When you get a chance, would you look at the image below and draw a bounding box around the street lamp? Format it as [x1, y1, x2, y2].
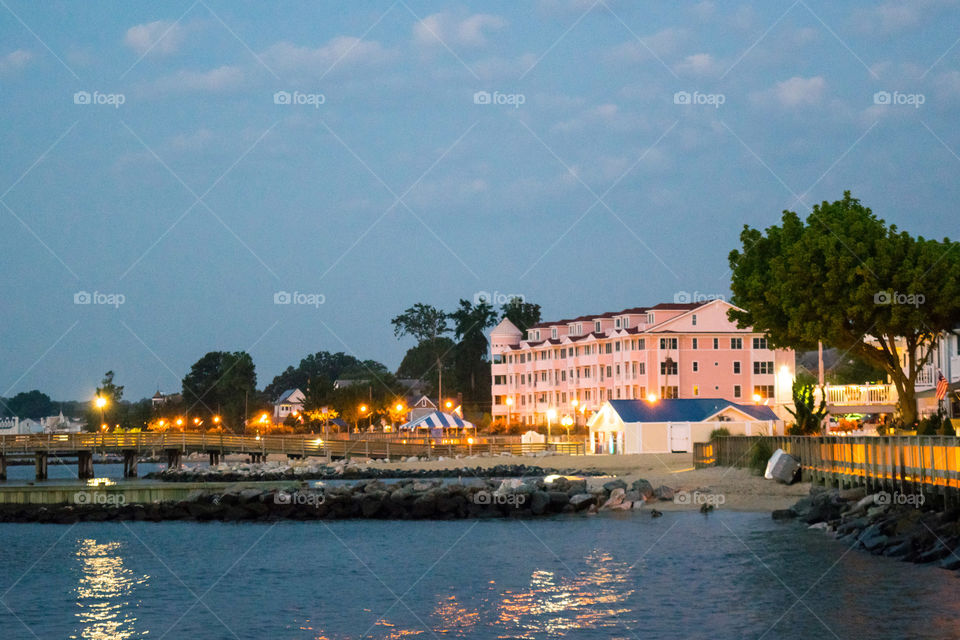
[546, 408, 557, 442]
[94, 395, 107, 429]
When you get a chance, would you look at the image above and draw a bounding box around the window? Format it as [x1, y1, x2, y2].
[660, 361, 678, 375]
[733, 385, 741, 398]
[713, 338, 719, 349]
[692, 338, 698, 349]
[692, 361, 699, 372]
[731, 338, 743, 349]
[754, 385, 775, 399]
[659, 337, 678, 349]
[753, 361, 774, 375]
[733, 361, 741, 374]
[692, 314, 697, 326]
[660, 386, 678, 399]
[752, 337, 768, 350]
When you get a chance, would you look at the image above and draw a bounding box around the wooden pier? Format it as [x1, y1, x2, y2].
[0, 433, 585, 481]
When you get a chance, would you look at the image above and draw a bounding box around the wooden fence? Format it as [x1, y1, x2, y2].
[695, 435, 960, 501]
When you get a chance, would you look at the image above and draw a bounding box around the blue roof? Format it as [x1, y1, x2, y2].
[607, 398, 778, 423]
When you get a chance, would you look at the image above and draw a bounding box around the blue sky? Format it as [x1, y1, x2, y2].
[2, 1, 959, 401]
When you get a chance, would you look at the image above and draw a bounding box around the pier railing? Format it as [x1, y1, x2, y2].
[0, 432, 583, 460]
[695, 435, 960, 499]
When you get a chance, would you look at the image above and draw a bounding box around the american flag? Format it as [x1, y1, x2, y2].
[936, 371, 948, 401]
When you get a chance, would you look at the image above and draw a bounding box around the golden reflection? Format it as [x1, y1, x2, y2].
[72, 539, 148, 640]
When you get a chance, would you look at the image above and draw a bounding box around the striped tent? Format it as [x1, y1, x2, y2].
[398, 410, 475, 431]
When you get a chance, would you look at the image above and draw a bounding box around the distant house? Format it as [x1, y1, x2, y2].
[273, 388, 306, 421]
[408, 395, 437, 421]
[588, 398, 782, 454]
[151, 391, 182, 409]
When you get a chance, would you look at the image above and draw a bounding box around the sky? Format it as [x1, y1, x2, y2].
[2, 1, 959, 402]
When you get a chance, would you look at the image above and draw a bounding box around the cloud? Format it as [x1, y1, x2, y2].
[0, 49, 32, 74]
[606, 28, 687, 63]
[264, 37, 390, 71]
[152, 65, 245, 92]
[414, 12, 507, 48]
[673, 53, 721, 76]
[124, 20, 186, 56]
[752, 76, 827, 108]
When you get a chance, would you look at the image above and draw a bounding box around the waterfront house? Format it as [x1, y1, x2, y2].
[490, 299, 796, 426]
[587, 398, 781, 454]
[273, 388, 306, 421]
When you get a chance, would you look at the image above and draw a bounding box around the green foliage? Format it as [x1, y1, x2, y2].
[728, 191, 960, 425]
[747, 436, 774, 475]
[501, 298, 541, 333]
[3, 390, 54, 419]
[785, 380, 828, 435]
[709, 427, 730, 440]
[181, 351, 257, 431]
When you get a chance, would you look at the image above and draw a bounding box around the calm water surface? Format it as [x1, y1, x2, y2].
[1, 512, 958, 639]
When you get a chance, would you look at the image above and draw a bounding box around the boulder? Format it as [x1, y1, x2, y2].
[569, 494, 594, 511]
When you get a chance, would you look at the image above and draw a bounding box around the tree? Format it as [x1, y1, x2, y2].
[5, 390, 54, 419]
[392, 303, 452, 401]
[501, 298, 541, 333]
[182, 351, 257, 431]
[785, 381, 828, 435]
[728, 192, 960, 425]
[449, 299, 499, 411]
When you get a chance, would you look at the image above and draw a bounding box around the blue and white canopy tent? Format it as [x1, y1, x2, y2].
[398, 410, 475, 432]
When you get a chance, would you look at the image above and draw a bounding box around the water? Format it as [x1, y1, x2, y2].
[0, 513, 957, 639]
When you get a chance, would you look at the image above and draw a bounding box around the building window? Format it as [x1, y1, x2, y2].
[660, 386, 678, 399]
[692, 338, 698, 349]
[659, 337, 678, 349]
[713, 338, 719, 349]
[692, 361, 699, 372]
[753, 361, 774, 375]
[753, 385, 775, 399]
[660, 361, 678, 375]
[734, 385, 741, 398]
[752, 337, 768, 350]
[731, 337, 743, 350]
[692, 314, 697, 326]
[733, 361, 741, 374]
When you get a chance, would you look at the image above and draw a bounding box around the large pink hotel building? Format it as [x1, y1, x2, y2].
[489, 299, 796, 425]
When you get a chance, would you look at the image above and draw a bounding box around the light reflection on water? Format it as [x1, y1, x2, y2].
[71, 539, 148, 640]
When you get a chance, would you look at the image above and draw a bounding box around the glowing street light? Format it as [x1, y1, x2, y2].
[546, 408, 557, 442]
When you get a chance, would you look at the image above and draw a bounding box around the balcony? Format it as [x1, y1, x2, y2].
[814, 384, 897, 408]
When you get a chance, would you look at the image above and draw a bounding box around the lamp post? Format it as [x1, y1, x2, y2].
[546, 408, 557, 442]
[94, 395, 107, 430]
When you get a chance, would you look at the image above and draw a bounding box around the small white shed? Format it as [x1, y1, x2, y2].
[587, 398, 782, 454]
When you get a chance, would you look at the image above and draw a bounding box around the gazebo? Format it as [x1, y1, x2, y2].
[398, 410, 475, 434]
